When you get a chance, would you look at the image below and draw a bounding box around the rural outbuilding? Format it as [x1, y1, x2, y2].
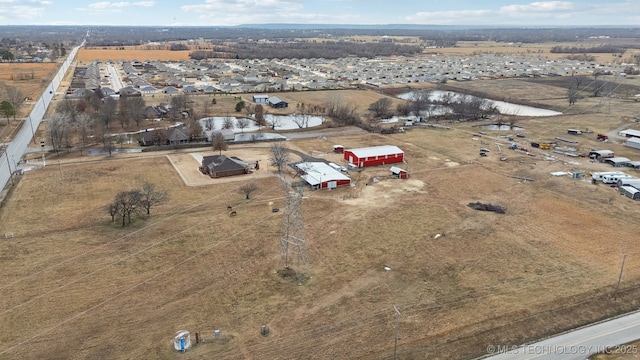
[267, 96, 288, 109]
[626, 137, 640, 150]
[333, 145, 344, 153]
[344, 145, 404, 168]
[619, 129, 640, 138]
[295, 162, 351, 190]
[588, 150, 614, 161]
[390, 166, 409, 179]
[200, 155, 248, 178]
[253, 94, 269, 103]
[604, 157, 631, 167]
[620, 185, 640, 200]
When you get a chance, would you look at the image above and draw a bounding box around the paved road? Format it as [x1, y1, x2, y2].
[0, 41, 84, 191]
[482, 311, 640, 360]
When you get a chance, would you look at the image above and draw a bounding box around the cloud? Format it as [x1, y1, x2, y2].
[181, 0, 305, 24]
[88, 1, 155, 10]
[404, 1, 640, 25]
[0, 0, 49, 20]
[181, 0, 358, 26]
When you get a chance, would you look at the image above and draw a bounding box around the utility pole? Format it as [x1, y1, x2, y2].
[4, 148, 14, 186]
[615, 254, 627, 301]
[393, 305, 401, 360]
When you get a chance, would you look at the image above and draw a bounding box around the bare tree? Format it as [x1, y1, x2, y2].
[188, 118, 203, 139]
[3, 85, 23, 121]
[254, 105, 266, 129]
[99, 97, 117, 129]
[120, 96, 146, 127]
[139, 182, 168, 215]
[212, 131, 228, 155]
[236, 118, 249, 132]
[222, 116, 235, 130]
[270, 143, 289, 174]
[112, 189, 143, 227]
[269, 115, 283, 130]
[46, 114, 68, 155]
[203, 117, 215, 131]
[368, 97, 392, 118]
[75, 113, 93, 156]
[568, 87, 580, 105]
[238, 182, 259, 199]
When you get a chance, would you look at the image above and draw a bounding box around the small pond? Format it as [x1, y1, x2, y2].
[478, 124, 525, 131]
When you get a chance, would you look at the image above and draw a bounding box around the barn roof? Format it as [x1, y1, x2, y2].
[347, 145, 403, 158]
[295, 162, 350, 186]
[390, 166, 407, 174]
[605, 157, 631, 164]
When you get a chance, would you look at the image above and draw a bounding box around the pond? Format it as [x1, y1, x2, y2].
[199, 114, 325, 132]
[398, 90, 562, 117]
[478, 124, 525, 131]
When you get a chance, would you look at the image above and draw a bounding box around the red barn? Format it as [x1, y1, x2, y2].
[344, 145, 404, 168]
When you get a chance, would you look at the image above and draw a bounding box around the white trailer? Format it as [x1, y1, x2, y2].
[602, 173, 634, 184]
[592, 171, 627, 182]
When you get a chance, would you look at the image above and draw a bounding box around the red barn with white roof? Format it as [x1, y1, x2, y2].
[344, 145, 404, 168]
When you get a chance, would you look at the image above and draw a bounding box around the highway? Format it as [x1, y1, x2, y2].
[482, 310, 640, 360]
[0, 41, 84, 191]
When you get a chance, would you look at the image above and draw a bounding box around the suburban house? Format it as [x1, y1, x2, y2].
[390, 166, 409, 179]
[140, 86, 158, 94]
[295, 162, 351, 190]
[144, 105, 170, 119]
[200, 155, 248, 178]
[253, 94, 269, 103]
[267, 96, 288, 108]
[162, 86, 180, 94]
[166, 128, 190, 145]
[344, 145, 404, 168]
[119, 86, 141, 97]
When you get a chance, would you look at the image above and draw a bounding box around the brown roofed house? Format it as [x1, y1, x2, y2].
[200, 155, 248, 178]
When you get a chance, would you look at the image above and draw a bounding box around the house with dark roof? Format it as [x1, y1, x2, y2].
[200, 155, 248, 178]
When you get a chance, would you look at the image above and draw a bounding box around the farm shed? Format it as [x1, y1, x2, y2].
[344, 145, 404, 168]
[390, 166, 409, 179]
[200, 155, 248, 178]
[267, 96, 288, 109]
[626, 137, 640, 150]
[295, 162, 351, 190]
[253, 94, 269, 103]
[333, 145, 344, 153]
[619, 129, 640, 138]
[604, 157, 631, 167]
[589, 150, 614, 161]
[620, 185, 640, 200]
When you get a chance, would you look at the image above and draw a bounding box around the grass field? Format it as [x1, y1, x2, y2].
[4, 75, 640, 359]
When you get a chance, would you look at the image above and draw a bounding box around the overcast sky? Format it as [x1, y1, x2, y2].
[1, 0, 639, 27]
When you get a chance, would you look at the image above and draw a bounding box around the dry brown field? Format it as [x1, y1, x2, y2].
[4, 76, 640, 359]
[77, 47, 192, 63]
[4, 41, 640, 359]
[0, 63, 58, 115]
